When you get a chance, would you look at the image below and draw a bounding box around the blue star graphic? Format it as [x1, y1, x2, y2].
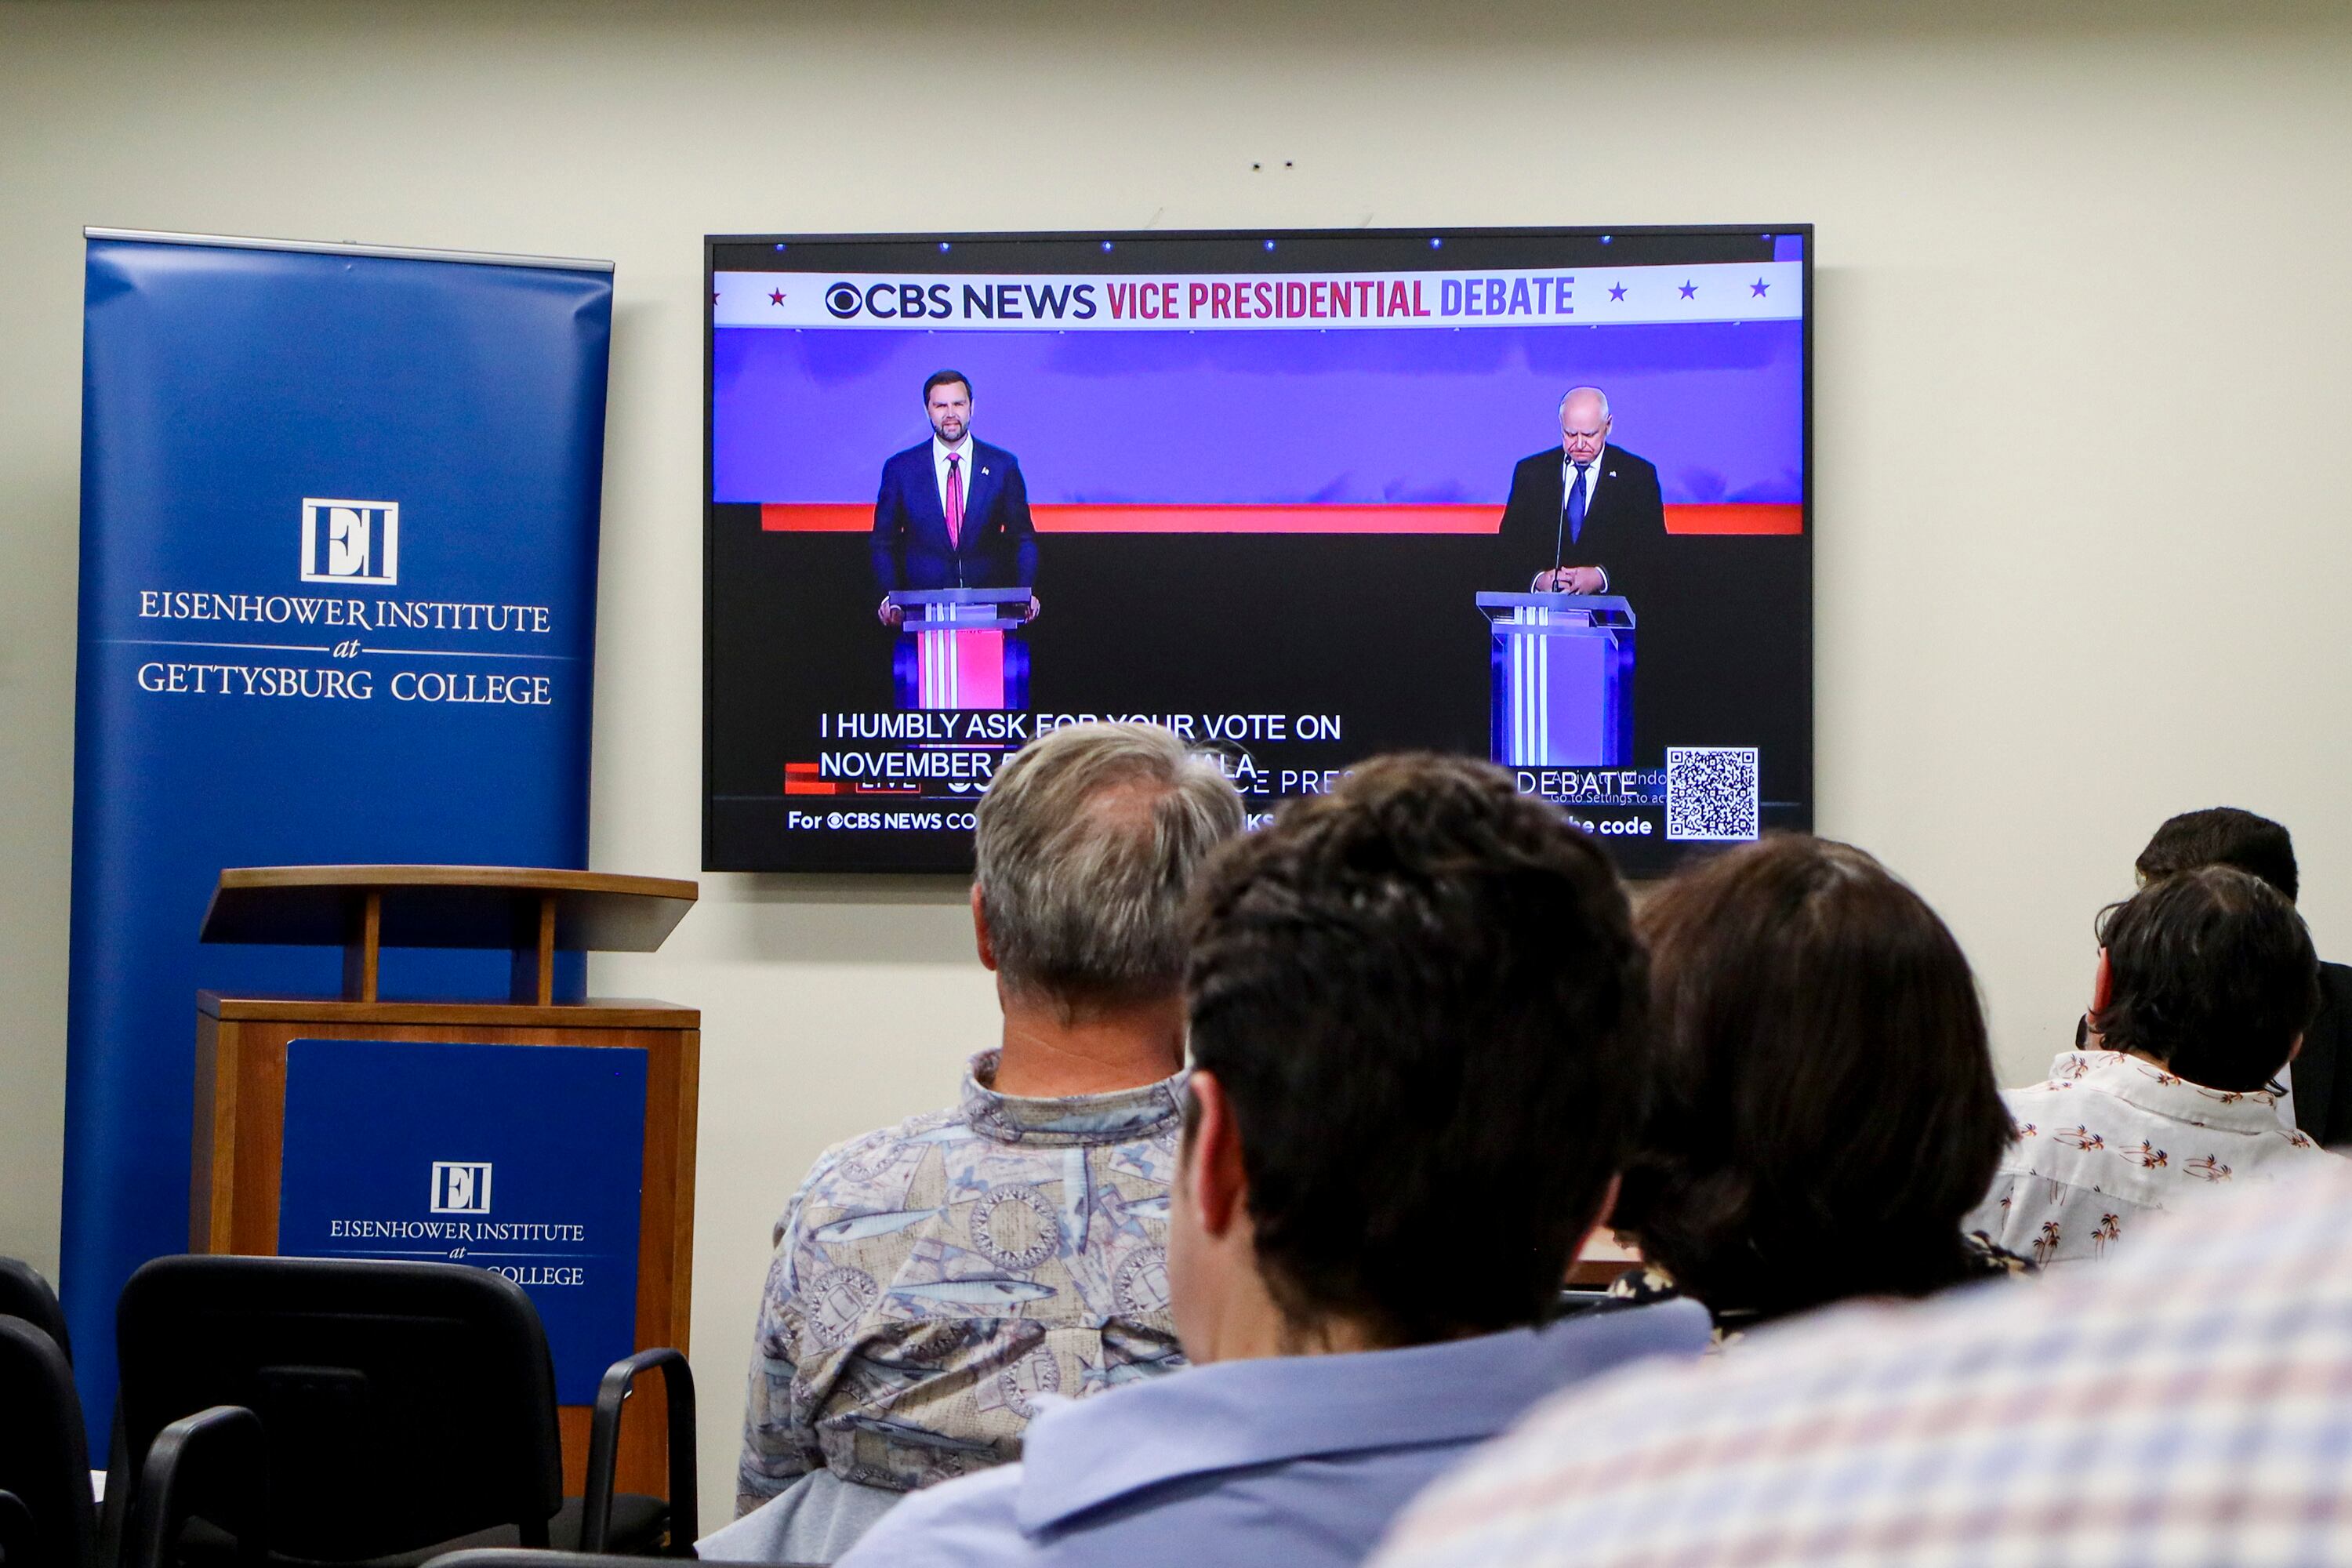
[1677, 280, 1697, 299]
[1608, 283, 1627, 302]
[1750, 278, 1770, 297]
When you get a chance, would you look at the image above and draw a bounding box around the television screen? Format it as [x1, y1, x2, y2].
[705, 226, 1810, 874]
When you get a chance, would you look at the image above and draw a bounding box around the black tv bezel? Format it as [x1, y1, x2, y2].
[702, 223, 1815, 876]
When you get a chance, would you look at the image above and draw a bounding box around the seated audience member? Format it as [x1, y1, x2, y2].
[1969, 865, 2333, 1268]
[833, 755, 1711, 1568]
[1607, 836, 2026, 1339]
[706, 722, 1243, 1563]
[2125, 806, 2352, 1143]
[1370, 1159, 2352, 1568]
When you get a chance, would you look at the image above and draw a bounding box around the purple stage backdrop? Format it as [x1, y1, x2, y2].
[714, 321, 1802, 509]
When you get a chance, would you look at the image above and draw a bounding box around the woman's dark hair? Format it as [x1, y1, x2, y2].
[1185, 753, 1647, 1348]
[2093, 866, 2318, 1091]
[1613, 834, 2009, 1321]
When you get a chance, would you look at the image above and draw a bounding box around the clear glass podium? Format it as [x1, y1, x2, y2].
[1477, 593, 1636, 768]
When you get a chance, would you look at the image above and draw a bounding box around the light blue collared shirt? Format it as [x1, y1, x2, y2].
[832, 1299, 1710, 1568]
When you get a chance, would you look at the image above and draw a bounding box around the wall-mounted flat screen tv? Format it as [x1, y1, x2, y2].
[706, 225, 1811, 874]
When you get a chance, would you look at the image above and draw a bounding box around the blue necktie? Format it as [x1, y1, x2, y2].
[1565, 462, 1591, 545]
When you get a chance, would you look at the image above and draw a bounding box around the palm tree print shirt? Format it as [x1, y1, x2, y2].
[1965, 1050, 2339, 1268]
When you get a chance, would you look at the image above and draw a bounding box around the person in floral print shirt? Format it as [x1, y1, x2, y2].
[711, 722, 1243, 1563]
[1969, 865, 2338, 1266]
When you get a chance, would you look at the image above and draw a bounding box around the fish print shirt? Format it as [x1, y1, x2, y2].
[736, 1051, 1186, 1512]
[1965, 1049, 2339, 1268]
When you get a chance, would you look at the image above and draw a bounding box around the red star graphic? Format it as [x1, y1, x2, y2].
[768, 289, 786, 306]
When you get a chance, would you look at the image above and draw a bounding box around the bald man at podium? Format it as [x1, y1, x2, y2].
[1494, 386, 1667, 600]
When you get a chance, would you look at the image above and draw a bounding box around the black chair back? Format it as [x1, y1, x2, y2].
[0, 1315, 97, 1568]
[116, 1257, 562, 1562]
[0, 1261, 71, 1363]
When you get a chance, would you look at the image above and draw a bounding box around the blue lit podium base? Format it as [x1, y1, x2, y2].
[1478, 593, 1635, 768]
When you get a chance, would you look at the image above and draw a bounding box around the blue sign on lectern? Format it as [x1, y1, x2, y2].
[279, 1039, 647, 1403]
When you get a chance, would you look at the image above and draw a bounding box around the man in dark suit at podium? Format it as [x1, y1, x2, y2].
[1494, 387, 1668, 598]
[872, 369, 1040, 628]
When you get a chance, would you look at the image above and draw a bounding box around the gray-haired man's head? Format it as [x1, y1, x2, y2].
[975, 722, 1245, 1010]
[1558, 387, 1612, 465]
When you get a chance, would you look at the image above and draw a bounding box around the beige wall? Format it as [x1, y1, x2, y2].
[3, 0, 2349, 1532]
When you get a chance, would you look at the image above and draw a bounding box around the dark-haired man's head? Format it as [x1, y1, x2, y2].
[2135, 808, 2299, 903]
[923, 369, 972, 444]
[2092, 865, 2319, 1092]
[1170, 753, 1646, 1360]
[1613, 835, 2010, 1320]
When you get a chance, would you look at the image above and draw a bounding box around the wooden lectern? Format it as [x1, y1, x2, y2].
[191, 866, 699, 1499]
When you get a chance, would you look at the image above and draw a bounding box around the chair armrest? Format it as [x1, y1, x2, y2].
[123, 1405, 268, 1568]
[0, 1489, 35, 1567]
[580, 1348, 696, 1555]
[95, 1395, 130, 1568]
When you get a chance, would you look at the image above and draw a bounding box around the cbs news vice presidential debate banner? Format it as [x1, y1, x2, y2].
[706, 227, 1812, 879]
[66, 230, 613, 1429]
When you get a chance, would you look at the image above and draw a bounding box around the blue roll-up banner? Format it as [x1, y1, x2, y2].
[66, 230, 614, 1440]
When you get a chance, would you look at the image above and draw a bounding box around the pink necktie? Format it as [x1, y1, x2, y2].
[945, 454, 964, 549]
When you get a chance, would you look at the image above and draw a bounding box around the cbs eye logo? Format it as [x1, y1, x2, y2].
[824, 281, 955, 320]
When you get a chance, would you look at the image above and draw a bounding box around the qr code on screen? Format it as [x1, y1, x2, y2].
[1665, 748, 1759, 841]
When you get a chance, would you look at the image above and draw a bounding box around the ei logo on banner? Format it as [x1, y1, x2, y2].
[430, 1160, 493, 1214]
[300, 498, 400, 586]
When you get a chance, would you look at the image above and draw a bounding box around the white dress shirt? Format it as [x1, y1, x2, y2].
[1560, 446, 1604, 526]
[932, 435, 975, 526]
[1533, 445, 1609, 592]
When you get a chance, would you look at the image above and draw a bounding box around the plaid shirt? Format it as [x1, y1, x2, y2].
[1372, 1156, 2352, 1568]
[736, 1052, 1185, 1512]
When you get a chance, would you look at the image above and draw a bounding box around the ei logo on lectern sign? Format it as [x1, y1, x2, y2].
[430, 1160, 493, 1214]
[300, 497, 400, 586]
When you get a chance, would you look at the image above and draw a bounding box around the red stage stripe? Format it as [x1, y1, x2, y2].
[758, 502, 1801, 536]
[1664, 503, 1804, 535]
